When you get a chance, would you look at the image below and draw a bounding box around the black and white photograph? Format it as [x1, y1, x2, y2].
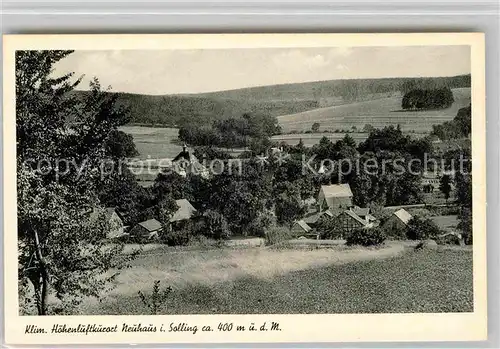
[3, 34, 487, 344]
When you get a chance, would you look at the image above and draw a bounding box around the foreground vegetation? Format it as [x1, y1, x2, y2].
[87, 247, 473, 315]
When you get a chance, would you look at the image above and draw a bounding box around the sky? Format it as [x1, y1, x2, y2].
[53, 46, 471, 95]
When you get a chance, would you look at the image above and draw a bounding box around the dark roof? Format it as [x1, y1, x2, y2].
[303, 212, 322, 224]
[342, 210, 368, 226]
[303, 210, 334, 224]
[293, 220, 312, 233]
[173, 150, 191, 162]
[137, 219, 162, 232]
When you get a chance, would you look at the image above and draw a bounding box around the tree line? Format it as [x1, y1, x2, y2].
[401, 87, 454, 110]
[431, 104, 471, 140]
[178, 112, 281, 151]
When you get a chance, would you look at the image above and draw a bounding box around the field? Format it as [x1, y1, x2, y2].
[120, 126, 248, 160]
[119, 126, 182, 159]
[278, 88, 471, 133]
[81, 243, 473, 315]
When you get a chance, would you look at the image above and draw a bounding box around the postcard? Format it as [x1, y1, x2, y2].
[2, 33, 486, 345]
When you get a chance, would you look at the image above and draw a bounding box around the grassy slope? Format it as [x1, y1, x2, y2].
[74, 75, 470, 127]
[87, 247, 472, 315]
[278, 88, 471, 133]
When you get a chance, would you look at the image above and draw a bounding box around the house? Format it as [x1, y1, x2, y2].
[382, 208, 413, 236]
[291, 220, 315, 238]
[335, 210, 371, 237]
[317, 184, 353, 212]
[169, 199, 198, 231]
[421, 170, 456, 193]
[172, 144, 209, 179]
[302, 209, 335, 228]
[90, 207, 126, 239]
[104, 207, 126, 239]
[129, 218, 163, 240]
[351, 207, 377, 224]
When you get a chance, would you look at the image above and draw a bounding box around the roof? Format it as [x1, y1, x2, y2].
[138, 219, 163, 232]
[342, 210, 368, 226]
[317, 184, 354, 210]
[352, 207, 370, 217]
[170, 199, 197, 222]
[303, 210, 334, 224]
[303, 212, 322, 224]
[319, 184, 353, 199]
[393, 209, 413, 225]
[294, 220, 312, 233]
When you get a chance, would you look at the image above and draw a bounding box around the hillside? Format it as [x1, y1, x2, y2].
[192, 75, 471, 102]
[278, 87, 471, 133]
[74, 74, 470, 128]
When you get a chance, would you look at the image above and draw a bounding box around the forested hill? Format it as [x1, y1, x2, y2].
[72, 74, 471, 127]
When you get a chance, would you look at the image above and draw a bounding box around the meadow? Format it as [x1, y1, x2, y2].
[82, 243, 472, 315]
[277, 88, 471, 133]
[121, 87, 471, 156]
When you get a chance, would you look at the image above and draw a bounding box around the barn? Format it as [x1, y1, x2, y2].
[382, 208, 413, 238]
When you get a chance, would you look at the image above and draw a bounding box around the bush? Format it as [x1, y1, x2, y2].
[383, 224, 407, 240]
[316, 217, 343, 240]
[346, 227, 386, 247]
[163, 228, 192, 246]
[406, 216, 443, 240]
[264, 226, 292, 246]
[248, 210, 276, 238]
[138, 280, 173, 315]
[203, 210, 231, 240]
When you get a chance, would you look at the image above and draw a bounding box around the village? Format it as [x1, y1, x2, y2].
[102, 143, 464, 247]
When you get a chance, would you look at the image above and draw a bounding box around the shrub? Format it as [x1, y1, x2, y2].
[203, 210, 231, 240]
[383, 224, 407, 240]
[138, 280, 173, 315]
[406, 216, 443, 240]
[316, 217, 343, 239]
[435, 233, 463, 246]
[346, 227, 386, 247]
[163, 228, 192, 246]
[264, 226, 292, 246]
[248, 210, 276, 238]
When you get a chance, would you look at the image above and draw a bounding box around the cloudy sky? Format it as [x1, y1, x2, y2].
[53, 46, 470, 95]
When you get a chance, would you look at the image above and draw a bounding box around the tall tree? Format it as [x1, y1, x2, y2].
[16, 51, 133, 315]
[439, 174, 452, 203]
[274, 184, 306, 229]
